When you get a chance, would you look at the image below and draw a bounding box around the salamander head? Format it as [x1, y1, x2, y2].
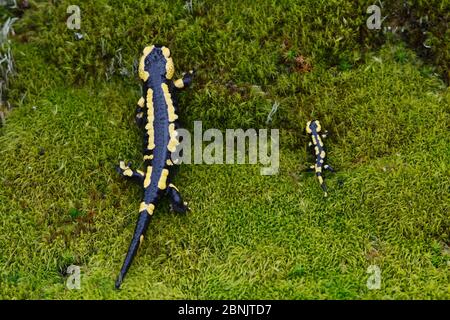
[306, 120, 322, 134]
[138, 45, 175, 82]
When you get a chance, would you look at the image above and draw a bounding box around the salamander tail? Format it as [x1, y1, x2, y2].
[316, 171, 328, 197]
[115, 210, 153, 289]
[320, 180, 328, 197]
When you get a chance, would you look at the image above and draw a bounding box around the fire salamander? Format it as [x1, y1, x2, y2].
[115, 45, 194, 289]
[305, 120, 334, 197]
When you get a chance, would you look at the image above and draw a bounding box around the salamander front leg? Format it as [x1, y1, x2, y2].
[302, 164, 315, 172]
[172, 70, 195, 90]
[136, 97, 145, 127]
[116, 161, 145, 184]
[324, 164, 335, 172]
[166, 183, 190, 213]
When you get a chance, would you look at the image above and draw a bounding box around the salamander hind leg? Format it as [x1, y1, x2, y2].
[166, 183, 190, 213]
[302, 164, 315, 172]
[117, 161, 145, 183]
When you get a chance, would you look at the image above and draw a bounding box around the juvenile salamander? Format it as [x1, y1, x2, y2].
[305, 120, 334, 197]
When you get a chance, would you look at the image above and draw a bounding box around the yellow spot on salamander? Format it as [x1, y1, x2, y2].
[317, 136, 324, 147]
[320, 150, 326, 158]
[143, 46, 154, 56]
[123, 169, 133, 177]
[165, 57, 174, 79]
[139, 202, 155, 215]
[138, 45, 154, 81]
[166, 159, 173, 166]
[137, 170, 145, 176]
[311, 135, 317, 146]
[119, 161, 133, 177]
[318, 176, 324, 184]
[161, 83, 178, 122]
[139, 235, 144, 245]
[161, 46, 171, 58]
[144, 154, 154, 161]
[139, 57, 149, 81]
[158, 169, 169, 190]
[174, 78, 184, 88]
[305, 121, 312, 134]
[315, 165, 322, 172]
[143, 166, 152, 188]
[146, 88, 155, 150]
[137, 97, 145, 108]
[167, 123, 179, 152]
[314, 146, 319, 155]
[146, 88, 154, 113]
[315, 121, 322, 132]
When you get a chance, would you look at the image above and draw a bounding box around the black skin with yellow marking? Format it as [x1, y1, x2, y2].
[115, 45, 194, 289]
[305, 120, 334, 197]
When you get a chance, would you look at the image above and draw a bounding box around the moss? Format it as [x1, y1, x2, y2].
[0, 1, 449, 299]
[384, 1, 450, 83]
[14, 1, 448, 83]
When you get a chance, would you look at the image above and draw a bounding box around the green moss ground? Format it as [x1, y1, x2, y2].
[0, 1, 449, 299]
